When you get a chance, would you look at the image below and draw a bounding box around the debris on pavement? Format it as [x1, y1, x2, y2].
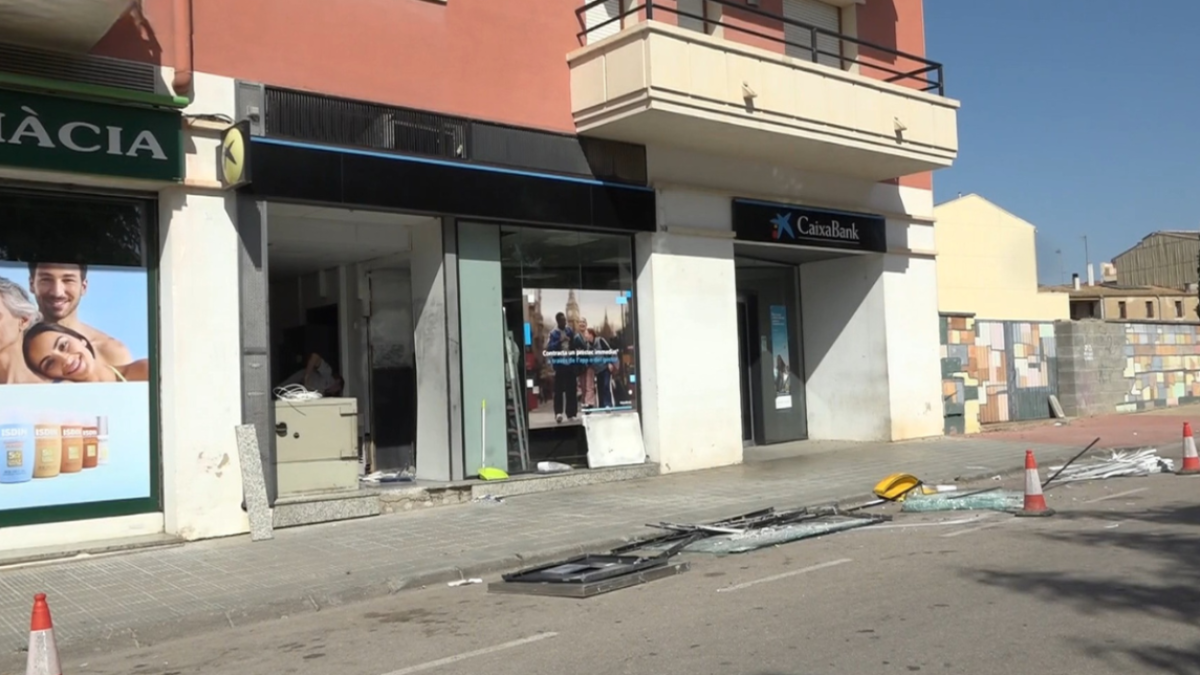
[472, 494, 505, 505]
[447, 578, 483, 587]
[901, 490, 1024, 513]
[680, 516, 879, 554]
[1044, 447, 1174, 483]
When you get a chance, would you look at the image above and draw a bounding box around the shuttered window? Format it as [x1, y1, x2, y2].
[676, 0, 708, 33]
[782, 0, 842, 69]
[584, 0, 624, 44]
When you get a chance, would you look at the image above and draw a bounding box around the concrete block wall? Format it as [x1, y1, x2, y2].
[1054, 320, 1140, 417]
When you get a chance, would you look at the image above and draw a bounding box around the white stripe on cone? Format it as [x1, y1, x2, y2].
[26, 628, 61, 675]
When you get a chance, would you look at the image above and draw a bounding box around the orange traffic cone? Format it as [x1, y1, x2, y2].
[25, 593, 61, 675]
[1013, 450, 1055, 517]
[1178, 422, 1200, 476]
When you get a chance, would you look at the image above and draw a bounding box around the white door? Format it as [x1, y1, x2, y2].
[782, 0, 842, 69]
[584, 0, 624, 44]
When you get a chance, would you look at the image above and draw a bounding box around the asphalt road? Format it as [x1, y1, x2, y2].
[13, 469, 1200, 675]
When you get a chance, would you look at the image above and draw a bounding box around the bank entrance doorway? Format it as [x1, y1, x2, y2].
[734, 257, 807, 446]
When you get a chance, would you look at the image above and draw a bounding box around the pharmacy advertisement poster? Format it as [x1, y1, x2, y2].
[0, 260, 152, 512]
[770, 305, 793, 410]
[522, 288, 637, 429]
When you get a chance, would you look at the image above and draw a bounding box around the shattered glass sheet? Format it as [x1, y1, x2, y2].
[901, 490, 1023, 513]
[1047, 447, 1173, 482]
[677, 516, 877, 555]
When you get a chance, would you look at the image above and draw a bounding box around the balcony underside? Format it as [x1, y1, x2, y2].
[569, 23, 960, 182]
[0, 0, 130, 52]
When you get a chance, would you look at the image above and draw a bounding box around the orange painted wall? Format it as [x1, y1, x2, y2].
[91, 0, 936, 187]
[857, 0, 933, 191]
[96, 0, 581, 134]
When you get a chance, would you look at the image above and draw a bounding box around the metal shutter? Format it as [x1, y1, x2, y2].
[585, 0, 623, 44]
[677, 0, 706, 33]
[782, 0, 842, 68]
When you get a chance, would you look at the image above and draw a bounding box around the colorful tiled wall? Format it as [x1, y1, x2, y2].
[940, 315, 980, 434]
[1119, 323, 1200, 412]
[940, 315, 1059, 433]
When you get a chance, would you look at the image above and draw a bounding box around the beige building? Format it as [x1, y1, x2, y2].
[1113, 231, 1200, 288]
[934, 194, 1069, 320]
[1056, 283, 1200, 322]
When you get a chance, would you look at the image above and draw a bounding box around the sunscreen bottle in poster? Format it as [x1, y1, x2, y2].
[33, 415, 62, 479]
[60, 417, 85, 474]
[82, 419, 100, 469]
[97, 416, 109, 465]
[0, 410, 35, 484]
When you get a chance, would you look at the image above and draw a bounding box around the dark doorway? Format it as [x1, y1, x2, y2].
[737, 293, 761, 444]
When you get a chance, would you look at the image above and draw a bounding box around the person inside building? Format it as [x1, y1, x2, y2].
[280, 352, 344, 396]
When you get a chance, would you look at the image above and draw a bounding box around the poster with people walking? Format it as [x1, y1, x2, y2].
[522, 288, 637, 430]
[0, 260, 151, 512]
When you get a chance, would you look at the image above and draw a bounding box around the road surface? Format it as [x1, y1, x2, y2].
[10, 468, 1199, 675]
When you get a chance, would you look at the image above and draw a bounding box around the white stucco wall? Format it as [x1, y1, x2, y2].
[882, 254, 944, 440]
[636, 231, 743, 473]
[645, 145, 942, 450]
[799, 254, 892, 440]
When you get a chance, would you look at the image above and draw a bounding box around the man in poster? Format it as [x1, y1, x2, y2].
[28, 263, 133, 366]
[546, 312, 578, 424]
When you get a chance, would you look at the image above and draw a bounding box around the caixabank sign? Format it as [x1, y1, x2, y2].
[732, 198, 887, 253]
[0, 87, 183, 182]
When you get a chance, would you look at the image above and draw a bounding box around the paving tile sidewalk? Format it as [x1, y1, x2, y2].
[0, 434, 1086, 664]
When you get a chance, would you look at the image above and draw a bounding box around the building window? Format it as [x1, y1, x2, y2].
[1146, 301, 1155, 318]
[499, 227, 637, 472]
[0, 188, 158, 528]
[1176, 300, 1184, 318]
[1118, 301, 1127, 319]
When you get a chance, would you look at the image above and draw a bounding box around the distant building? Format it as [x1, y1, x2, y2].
[1112, 231, 1200, 288]
[934, 194, 1069, 321]
[1048, 281, 1200, 322]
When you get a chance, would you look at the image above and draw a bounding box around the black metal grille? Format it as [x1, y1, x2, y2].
[264, 87, 470, 160]
[0, 42, 157, 93]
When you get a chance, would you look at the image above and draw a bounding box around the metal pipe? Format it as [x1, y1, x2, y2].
[172, 0, 194, 98]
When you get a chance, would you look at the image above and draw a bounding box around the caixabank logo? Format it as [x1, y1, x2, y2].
[769, 211, 861, 243]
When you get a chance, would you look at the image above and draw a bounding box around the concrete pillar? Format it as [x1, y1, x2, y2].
[410, 222, 452, 481]
[635, 232, 742, 473]
[881, 253, 944, 440]
[159, 189, 249, 539]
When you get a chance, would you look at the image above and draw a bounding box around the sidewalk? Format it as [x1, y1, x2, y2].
[0, 432, 1118, 663]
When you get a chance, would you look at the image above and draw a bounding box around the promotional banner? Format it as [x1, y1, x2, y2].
[0, 260, 151, 511]
[770, 305, 793, 410]
[522, 288, 637, 429]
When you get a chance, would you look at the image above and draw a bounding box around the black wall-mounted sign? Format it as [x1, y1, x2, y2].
[244, 137, 656, 232]
[732, 198, 887, 253]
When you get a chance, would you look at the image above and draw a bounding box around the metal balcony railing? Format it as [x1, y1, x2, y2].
[576, 0, 945, 96]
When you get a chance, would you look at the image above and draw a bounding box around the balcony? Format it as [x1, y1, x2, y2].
[0, 0, 131, 52]
[569, 0, 959, 182]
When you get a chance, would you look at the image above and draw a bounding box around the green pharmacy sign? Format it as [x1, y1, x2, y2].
[0, 88, 183, 182]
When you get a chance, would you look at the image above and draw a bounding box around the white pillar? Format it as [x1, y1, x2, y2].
[411, 223, 452, 480]
[636, 232, 742, 473]
[159, 189, 249, 539]
[882, 253, 943, 440]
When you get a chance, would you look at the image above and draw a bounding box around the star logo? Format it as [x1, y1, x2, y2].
[770, 213, 795, 240]
[221, 125, 246, 187]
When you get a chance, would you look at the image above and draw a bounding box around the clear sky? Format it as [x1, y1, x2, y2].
[925, 0, 1200, 285]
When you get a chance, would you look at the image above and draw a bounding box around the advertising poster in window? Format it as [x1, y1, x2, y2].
[0, 260, 152, 511]
[770, 304, 793, 410]
[522, 288, 637, 430]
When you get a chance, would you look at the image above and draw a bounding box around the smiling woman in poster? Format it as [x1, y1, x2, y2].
[0, 277, 48, 384]
[22, 322, 149, 383]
